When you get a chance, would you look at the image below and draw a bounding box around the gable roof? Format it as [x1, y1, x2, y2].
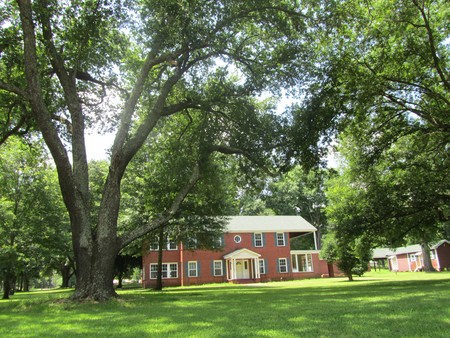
[225, 216, 316, 233]
[372, 240, 449, 259]
[223, 248, 261, 259]
[431, 239, 450, 249]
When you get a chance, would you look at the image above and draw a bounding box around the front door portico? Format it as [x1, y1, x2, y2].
[224, 248, 261, 281]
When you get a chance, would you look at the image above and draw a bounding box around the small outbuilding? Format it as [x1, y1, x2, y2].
[372, 240, 450, 272]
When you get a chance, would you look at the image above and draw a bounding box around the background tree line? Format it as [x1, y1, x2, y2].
[0, 0, 448, 295]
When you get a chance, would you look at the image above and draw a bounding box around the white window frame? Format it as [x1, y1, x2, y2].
[291, 253, 314, 272]
[167, 238, 178, 250]
[150, 263, 178, 279]
[234, 235, 242, 243]
[410, 254, 417, 262]
[259, 259, 266, 274]
[278, 258, 288, 273]
[276, 233, 285, 246]
[188, 261, 198, 277]
[213, 260, 223, 276]
[254, 233, 263, 247]
[430, 250, 435, 260]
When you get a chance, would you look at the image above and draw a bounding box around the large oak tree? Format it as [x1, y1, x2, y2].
[0, 0, 323, 300]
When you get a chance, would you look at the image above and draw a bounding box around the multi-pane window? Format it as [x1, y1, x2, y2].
[213, 260, 223, 276]
[188, 261, 198, 277]
[150, 264, 158, 279]
[184, 237, 198, 250]
[409, 254, 417, 262]
[168, 263, 178, 277]
[254, 233, 263, 247]
[149, 237, 178, 251]
[291, 253, 313, 272]
[213, 235, 224, 248]
[278, 258, 288, 273]
[167, 238, 178, 250]
[259, 259, 266, 274]
[150, 263, 178, 279]
[276, 233, 285, 246]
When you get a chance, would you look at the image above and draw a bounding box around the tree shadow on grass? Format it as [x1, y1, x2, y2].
[1, 277, 449, 337]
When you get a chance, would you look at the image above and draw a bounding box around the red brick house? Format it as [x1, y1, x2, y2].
[142, 216, 334, 288]
[372, 240, 450, 272]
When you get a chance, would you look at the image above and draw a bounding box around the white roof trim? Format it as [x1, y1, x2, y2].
[223, 248, 261, 259]
[225, 216, 317, 233]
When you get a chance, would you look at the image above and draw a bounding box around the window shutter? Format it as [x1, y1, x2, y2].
[223, 260, 226, 275]
[252, 233, 255, 247]
[210, 260, 214, 275]
[286, 257, 290, 273]
[184, 262, 188, 276]
[276, 258, 279, 273]
[262, 233, 266, 247]
[197, 261, 201, 276]
[265, 259, 268, 274]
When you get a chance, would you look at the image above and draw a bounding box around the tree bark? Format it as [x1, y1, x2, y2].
[60, 262, 74, 288]
[2, 274, 11, 300]
[421, 243, 436, 272]
[155, 227, 165, 291]
[23, 274, 30, 292]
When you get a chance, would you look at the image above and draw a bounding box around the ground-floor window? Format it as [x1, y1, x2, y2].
[291, 253, 313, 272]
[278, 258, 288, 273]
[188, 261, 198, 277]
[259, 259, 266, 274]
[150, 263, 178, 279]
[213, 260, 223, 276]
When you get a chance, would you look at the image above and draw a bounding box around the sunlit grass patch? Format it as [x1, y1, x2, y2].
[1, 271, 449, 337]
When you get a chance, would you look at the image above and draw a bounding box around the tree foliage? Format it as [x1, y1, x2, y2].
[1, 0, 328, 300]
[0, 137, 70, 298]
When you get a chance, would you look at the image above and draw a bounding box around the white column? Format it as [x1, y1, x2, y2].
[313, 231, 318, 250]
[232, 259, 237, 280]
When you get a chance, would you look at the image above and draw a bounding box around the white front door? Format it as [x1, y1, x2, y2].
[235, 260, 250, 279]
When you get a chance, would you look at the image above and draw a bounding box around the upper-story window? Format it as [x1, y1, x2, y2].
[167, 238, 178, 250]
[276, 232, 285, 246]
[149, 237, 178, 251]
[254, 233, 263, 247]
[234, 235, 242, 243]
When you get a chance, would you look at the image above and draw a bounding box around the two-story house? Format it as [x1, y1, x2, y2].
[142, 216, 334, 288]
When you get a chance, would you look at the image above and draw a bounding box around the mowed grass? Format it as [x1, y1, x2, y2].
[1, 271, 449, 337]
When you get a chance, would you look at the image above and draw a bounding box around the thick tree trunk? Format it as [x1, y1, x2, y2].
[60, 263, 72, 288]
[2, 275, 11, 300]
[421, 243, 436, 272]
[71, 251, 118, 301]
[23, 274, 30, 292]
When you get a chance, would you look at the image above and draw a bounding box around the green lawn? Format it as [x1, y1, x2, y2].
[1, 271, 449, 337]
